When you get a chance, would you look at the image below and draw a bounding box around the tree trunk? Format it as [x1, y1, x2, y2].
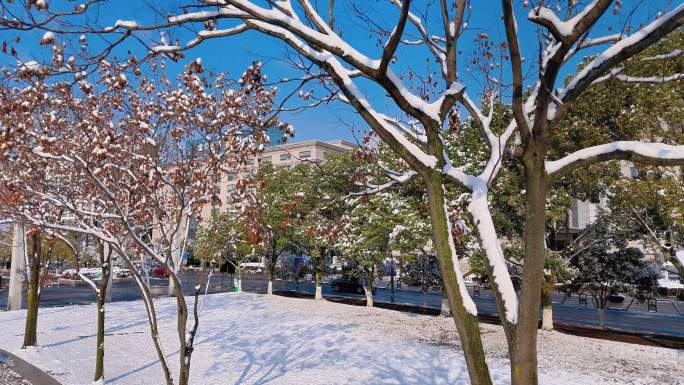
[364, 271, 373, 307]
[597, 307, 606, 328]
[315, 253, 324, 300]
[424, 177, 493, 385]
[267, 268, 274, 295]
[236, 269, 242, 292]
[511, 157, 548, 385]
[541, 273, 555, 331]
[23, 233, 41, 348]
[267, 238, 278, 296]
[94, 293, 106, 382]
[315, 273, 323, 300]
[118, 253, 174, 385]
[169, 271, 191, 385]
[440, 291, 451, 317]
[94, 259, 110, 382]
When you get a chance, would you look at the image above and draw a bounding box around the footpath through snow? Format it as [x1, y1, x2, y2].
[0, 292, 681, 385]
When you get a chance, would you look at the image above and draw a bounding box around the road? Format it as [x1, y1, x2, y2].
[1, 272, 683, 340]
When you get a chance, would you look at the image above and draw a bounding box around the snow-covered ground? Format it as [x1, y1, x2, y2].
[0, 293, 681, 385]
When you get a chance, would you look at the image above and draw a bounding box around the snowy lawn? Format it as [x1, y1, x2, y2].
[0, 292, 681, 385]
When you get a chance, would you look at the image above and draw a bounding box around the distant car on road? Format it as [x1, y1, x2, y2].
[113, 267, 132, 279]
[152, 266, 170, 277]
[330, 276, 376, 294]
[608, 294, 626, 304]
[61, 269, 77, 279]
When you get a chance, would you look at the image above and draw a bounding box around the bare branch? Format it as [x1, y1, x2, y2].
[378, 0, 411, 76]
[502, 0, 530, 140]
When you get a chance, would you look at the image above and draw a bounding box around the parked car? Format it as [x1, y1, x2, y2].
[61, 269, 77, 279]
[152, 266, 170, 277]
[113, 267, 132, 279]
[607, 293, 626, 304]
[330, 276, 376, 294]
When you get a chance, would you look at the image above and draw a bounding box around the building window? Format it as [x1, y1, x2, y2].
[213, 185, 221, 195]
[246, 158, 255, 165]
[299, 150, 311, 159]
[261, 156, 272, 164]
[212, 173, 221, 183]
[227, 173, 236, 182]
[280, 153, 291, 161]
[227, 184, 236, 192]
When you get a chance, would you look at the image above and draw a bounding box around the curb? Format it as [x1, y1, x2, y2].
[0, 349, 63, 385]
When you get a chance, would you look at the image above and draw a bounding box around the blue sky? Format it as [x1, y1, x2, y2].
[2, 0, 675, 145]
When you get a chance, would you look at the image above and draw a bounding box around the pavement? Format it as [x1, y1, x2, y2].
[1, 272, 683, 342]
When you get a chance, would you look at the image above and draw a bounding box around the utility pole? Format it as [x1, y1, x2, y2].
[7, 223, 25, 311]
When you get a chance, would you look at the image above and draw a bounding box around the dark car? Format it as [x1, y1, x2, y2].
[330, 276, 376, 294]
[607, 294, 626, 304]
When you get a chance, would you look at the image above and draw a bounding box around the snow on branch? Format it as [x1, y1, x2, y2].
[558, 3, 684, 106]
[546, 141, 684, 179]
[226, 0, 380, 73]
[528, 0, 612, 44]
[294, 0, 331, 32]
[643, 48, 684, 61]
[166, 5, 248, 24]
[468, 191, 518, 324]
[442, 193, 478, 317]
[380, 114, 427, 143]
[578, 33, 623, 49]
[564, 33, 623, 63]
[350, 171, 418, 197]
[243, 17, 439, 171]
[593, 67, 684, 85]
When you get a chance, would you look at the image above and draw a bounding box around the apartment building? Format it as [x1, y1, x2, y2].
[189, 139, 357, 238]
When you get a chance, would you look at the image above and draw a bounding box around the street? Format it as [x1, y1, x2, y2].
[2, 272, 683, 341]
